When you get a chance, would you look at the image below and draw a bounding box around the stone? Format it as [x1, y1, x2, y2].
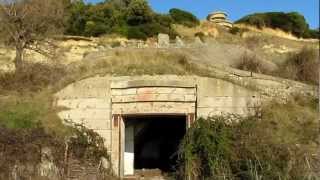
[37, 147, 60, 180]
[100, 157, 110, 170]
[157, 33, 170, 48]
[194, 36, 204, 46]
[175, 36, 185, 47]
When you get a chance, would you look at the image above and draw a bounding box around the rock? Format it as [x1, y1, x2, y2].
[175, 36, 184, 47]
[157, 33, 170, 48]
[37, 147, 60, 180]
[194, 36, 204, 46]
[100, 157, 110, 170]
[120, 41, 127, 47]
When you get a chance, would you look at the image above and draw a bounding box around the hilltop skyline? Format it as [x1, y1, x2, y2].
[88, 0, 319, 29]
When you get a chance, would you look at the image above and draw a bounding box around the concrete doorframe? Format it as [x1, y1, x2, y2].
[112, 113, 195, 178]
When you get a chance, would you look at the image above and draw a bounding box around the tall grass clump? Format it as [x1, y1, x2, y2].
[235, 52, 269, 74]
[279, 47, 319, 84]
[0, 62, 67, 92]
[177, 97, 318, 179]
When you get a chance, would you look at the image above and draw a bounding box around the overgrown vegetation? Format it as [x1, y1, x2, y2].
[0, 123, 112, 179]
[0, 94, 112, 179]
[278, 47, 319, 84]
[235, 12, 319, 39]
[0, 0, 65, 70]
[0, 63, 67, 93]
[0, 126, 65, 179]
[65, 0, 199, 39]
[178, 98, 318, 179]
[234, 52, 269, 74]
[75, 49, 211, 78]
[229, 26, 249, 36]
[169, 8, 200, 28]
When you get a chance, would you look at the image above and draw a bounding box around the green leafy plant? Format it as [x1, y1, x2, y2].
[235, 12, 315, 38]
[177, 98, 318, 179]
[178, 116, 233, 179]
[169, 8, 200, 27]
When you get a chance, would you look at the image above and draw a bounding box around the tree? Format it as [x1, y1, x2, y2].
[126, 0, 153, 25]
[235, 12, 311, 38]
[169, 8, 200, 27]
[0, 0, 65, 71]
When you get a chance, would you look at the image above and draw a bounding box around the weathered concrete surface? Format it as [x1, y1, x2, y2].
[54, 75, 260, 177]
[54, 74, 318, 177]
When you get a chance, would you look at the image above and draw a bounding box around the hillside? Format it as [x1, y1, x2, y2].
[1, 21, 318, 84]
[0, 0, 319, 179]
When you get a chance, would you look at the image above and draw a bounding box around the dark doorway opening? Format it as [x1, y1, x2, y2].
[124, 115, 186, 172]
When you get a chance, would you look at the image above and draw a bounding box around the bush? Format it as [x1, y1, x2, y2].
[0, 63, 67, 92]
[194, 32, 205, 41]
[279, 47, 319, 84]
[127, 26, 149, 40]
[304, 28, 320, 39]
[235, 52, 268, 74]
[169, 8, 200, 28]
[65, 0, 179, 39]
[236, 12, 313, 38]
[229, 26, 241, 35]
[0, 101, 41, 129]
[178, 99, 318, 179]
[0, 127, 65, 179]
[68, 123, 110, 163]
[178, 117, 232, 179]
[0, 124, 112, 179]
[229, 26, 249, 35]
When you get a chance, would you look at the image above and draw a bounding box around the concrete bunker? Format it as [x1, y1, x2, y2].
[55, 75, 260, 178]
[124, 115, 186, 175]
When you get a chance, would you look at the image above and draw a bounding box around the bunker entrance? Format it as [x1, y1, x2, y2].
[124, 115, 186, 175]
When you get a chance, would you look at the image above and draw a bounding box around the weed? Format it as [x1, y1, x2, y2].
[0, 62, 67, 93]
[235, 52, 268, 74]
[177, 98, 318, 179]
[278, 47, 319, 84]
[177, 116, 233, 179]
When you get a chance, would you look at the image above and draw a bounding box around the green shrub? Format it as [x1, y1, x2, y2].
[236, 12, 312, 38]
[178, 99, 318, 179]
[68, 123, 110, 163]
[125, 0, 154, 26]
[169, 8, 200, 28]
[64, 0, 179, 39]
[127, 26, 148, 40]
[304, 28, 320, 39]
[178, 116, 232, 179]
[0, 102, 41, 129]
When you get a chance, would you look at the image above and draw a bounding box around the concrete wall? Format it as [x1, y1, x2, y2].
[54, 76, 112, 152]
[54, 75, 260, 176]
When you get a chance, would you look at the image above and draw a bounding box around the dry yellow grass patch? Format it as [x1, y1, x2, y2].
[235, 23, 299, 40]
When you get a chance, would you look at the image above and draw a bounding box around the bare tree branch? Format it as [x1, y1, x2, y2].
[0, 0, 65, 70]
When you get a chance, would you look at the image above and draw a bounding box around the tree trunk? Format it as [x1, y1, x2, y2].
[14, 45, 24, 71]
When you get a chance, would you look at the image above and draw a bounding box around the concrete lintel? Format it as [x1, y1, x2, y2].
[111, 80, 196, 89]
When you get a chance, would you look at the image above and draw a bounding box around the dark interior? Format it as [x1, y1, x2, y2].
[125, 115, 186, 172]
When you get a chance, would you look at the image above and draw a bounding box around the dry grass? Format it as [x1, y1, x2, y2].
[235, 23, 299, 40]
[76, 48, 210, 77]
[234, 52, 270, 74]
[278, 47, 319, 84]
[0, 62, 67, 93]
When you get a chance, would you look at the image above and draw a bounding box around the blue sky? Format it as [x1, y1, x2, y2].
[89, 0, 320, 29]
